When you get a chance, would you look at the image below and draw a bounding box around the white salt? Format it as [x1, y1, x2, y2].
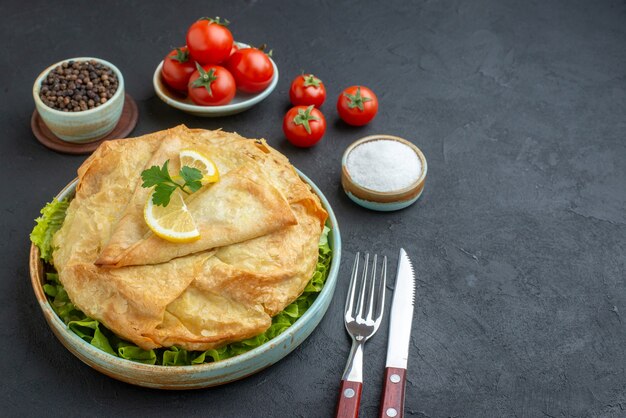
[346, 139, 422, 192]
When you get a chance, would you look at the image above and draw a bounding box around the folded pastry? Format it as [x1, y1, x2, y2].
[52, 125, 328, 351]
[98, 165, 297, 267]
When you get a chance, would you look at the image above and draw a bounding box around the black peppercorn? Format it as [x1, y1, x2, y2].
[39, 60, 119, 111]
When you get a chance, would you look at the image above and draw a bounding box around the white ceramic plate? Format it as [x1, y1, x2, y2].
[153, 43, 278, 117]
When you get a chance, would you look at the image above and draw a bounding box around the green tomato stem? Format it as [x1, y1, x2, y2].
[292, 105, 320, 134]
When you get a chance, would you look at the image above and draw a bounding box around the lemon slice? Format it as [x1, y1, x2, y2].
[144, 190, 200, 243]
[180, 149, 220, 184]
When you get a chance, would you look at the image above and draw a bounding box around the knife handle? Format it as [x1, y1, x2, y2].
[379, 367, 406, 418]
[335, 379, 362, 418]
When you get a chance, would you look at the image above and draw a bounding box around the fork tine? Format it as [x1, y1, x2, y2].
[375, 256, 388, 324]
[365, 254, 378, 321]
[355, 253, 369, 319]
[344, 252, 360, 319]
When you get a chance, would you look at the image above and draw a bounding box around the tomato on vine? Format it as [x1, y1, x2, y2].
[283, 105, 326, 147]
[289, 73, 326, 107]
[337, 86, 378, 126]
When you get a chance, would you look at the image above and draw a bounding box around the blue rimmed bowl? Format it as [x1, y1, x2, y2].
[29, 170, 340, 389]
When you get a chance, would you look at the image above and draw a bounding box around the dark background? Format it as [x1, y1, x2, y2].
[2, 0, 625, 417]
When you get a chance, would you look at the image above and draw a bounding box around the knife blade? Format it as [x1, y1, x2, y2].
[379, 248, 415, 418]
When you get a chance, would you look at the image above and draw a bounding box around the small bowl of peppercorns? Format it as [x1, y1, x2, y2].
[33, 57, 125, 143]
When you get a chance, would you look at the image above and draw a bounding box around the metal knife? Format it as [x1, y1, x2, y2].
[379, 248, 416, 418]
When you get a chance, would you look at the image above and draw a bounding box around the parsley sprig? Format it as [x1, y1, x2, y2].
[141, 160, 203, 207]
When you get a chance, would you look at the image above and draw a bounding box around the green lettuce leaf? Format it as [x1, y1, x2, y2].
[118, 344, 157, 365]
[44, 272, 86, 323]
[31, 200, 333, 366]
[30, 199, 69, 263]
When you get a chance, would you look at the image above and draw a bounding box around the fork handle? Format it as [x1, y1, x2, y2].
[379, 367, 407, 418]
[336, 379, 363, 418]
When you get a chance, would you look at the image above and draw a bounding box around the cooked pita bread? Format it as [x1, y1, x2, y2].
[52, 125, 327, 351]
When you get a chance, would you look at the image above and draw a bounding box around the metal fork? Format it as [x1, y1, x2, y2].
[335, 253, 387, 418]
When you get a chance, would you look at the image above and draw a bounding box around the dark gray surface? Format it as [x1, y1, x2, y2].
[1, 0, 625, 417]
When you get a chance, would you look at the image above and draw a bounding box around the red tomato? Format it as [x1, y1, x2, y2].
[225, 48, 274, 93]
[289, 74, 326, 107]
[229, 43, 239, 57]
[186, 17, 233, 65]
[337, 86, 378, 126]
[161, 47, 196, 92]
[187, 64, 236, 106]
[282, 105, 326, 147]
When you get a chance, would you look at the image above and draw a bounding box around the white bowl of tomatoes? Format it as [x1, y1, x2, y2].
[153, 18, 278, 117]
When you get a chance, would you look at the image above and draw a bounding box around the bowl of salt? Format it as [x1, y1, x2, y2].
[341, 135, 427, 211]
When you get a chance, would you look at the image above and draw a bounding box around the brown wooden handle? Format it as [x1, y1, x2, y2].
[335, 379, 363, 418]
[379, 367, 406, 418]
